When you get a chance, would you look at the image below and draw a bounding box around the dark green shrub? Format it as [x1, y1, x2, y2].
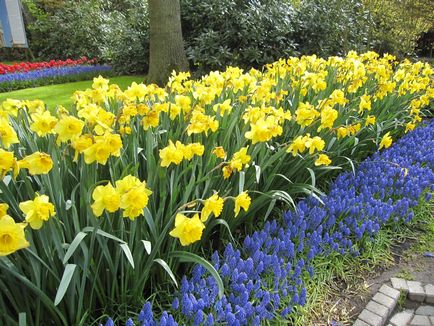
[24, 1, 106, 60]
[181, 0, 298, 73]
[101, 5, 149, 74]
[292, 0, 374, 56]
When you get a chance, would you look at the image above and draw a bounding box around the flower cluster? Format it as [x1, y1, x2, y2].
[1, 51, 433, 324]
[1, 51, 433, 252]
[0, 64, 111, 84]
[119, 119, 434, 325]
[0, 194, 55, 255]
[0, 57, 97, 75]
[92, 175, 152, 220]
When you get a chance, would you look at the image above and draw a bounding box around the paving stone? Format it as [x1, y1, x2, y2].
[409, 315, 430, 325]
[415, 305, 434, 316]
[354, 319, 371, 326]
[389, 310, 414, 326]
[359, 309, 383, 326]
[373, 292, 397, 313]
[425, 284, 434, 304]
[380, 284, 401, 300]
[391, 278, 409, 292]
[366, 300, 389, 322]
[407, 281, 426, 302]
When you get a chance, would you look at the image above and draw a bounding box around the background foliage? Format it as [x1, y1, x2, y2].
[362, 0, 434, 56]
[18, 0, 433, 75]
[181, 0, 298, 73]
[292, 0, 373, 57]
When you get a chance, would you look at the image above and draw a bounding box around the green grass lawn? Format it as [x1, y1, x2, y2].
[0, 76, 145, 109]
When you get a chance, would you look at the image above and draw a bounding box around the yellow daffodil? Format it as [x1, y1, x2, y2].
[186, 110, 219, 135]
[183, 143, 205, 160]
[23, 100, 45, 114]
[169, 213, 205, 246]
[287, 135, 309, 156]
[234, 192, 251, 217]
[0, 149, 15, 177]
[337, 126, 350, 139]
[201, 193, 224, 222]
[365, 115, 376, 126]
[229, 147, 251, 172]
[83, 133, 122, 165]
[319, 107, 338, 131]
[19, 194, 55, 230]
[295, 102, 320, 127]
[124, 82, 147, 101]
[159, 140, 185, 167]
[222, 165, 233, 179]
[18, 152, 53, 175]
[0, 203, 9, 218]
[175, 95, 192, 112]
[379, 132, 393, 150]
[315, 154, 332, 166]
[92, 75, 110, 91]
[329, 89, 348, 106]
[245, 116, 282, 144]
[71, 134, 94, 161]
[30, 111, 58, 137]
[1, 98, 22, 117]
[142, 110, 160, 130]
[91, 183, 121, 217]
[358, 94, 372, 114]
[305, 136, 325, 154]
[212, 146, 226, 159]
[0, 118, 19, 148]
[115, 175, 152, 220]
[405, 122, 415, 133]
[0, 215, 29, 256]
[55, 116, 85, 144]
[213, 99, 232, 116]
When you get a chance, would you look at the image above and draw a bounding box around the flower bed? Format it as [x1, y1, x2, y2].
[0, 57, 97, 75]
[0, 64, 112, 92]
[0, 52, 432, 325]
[116, 119, 434, 325]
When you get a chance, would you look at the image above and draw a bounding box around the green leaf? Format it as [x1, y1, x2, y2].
[238, 171, 245, 193]
[340, 156, 356, 175]
[264, 198, 277, 220]
[203, 218, 235, 243]
[254, 163, 261, 183]
[18, 312, 26, 326]
[306, 167, 316, 188]
[169, 251, 224, 299]
[143, 208, 157, 241]
[63, 232, 88, 264]
[54, 264, 77, 306]
[120, 243, 135, 269]
[82, 227, 126, 243]
[153, 258, 178, 288]
[0, 262, 67, 324]
[142, 240, 152, 255]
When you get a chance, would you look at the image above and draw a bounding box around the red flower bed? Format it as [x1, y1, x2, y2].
[0, 57, 98, 75]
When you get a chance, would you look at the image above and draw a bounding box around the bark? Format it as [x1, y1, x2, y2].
[147, 0, 189, 86]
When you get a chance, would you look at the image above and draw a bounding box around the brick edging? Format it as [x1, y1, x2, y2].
[353, 278, 434, 326]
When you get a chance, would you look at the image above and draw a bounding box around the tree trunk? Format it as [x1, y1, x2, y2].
[147, 0, 189, 86]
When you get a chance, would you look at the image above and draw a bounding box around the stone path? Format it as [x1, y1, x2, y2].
[353, 278, 434, 326]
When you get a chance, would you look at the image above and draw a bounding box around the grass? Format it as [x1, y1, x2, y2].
[0, 75, 145, 109]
